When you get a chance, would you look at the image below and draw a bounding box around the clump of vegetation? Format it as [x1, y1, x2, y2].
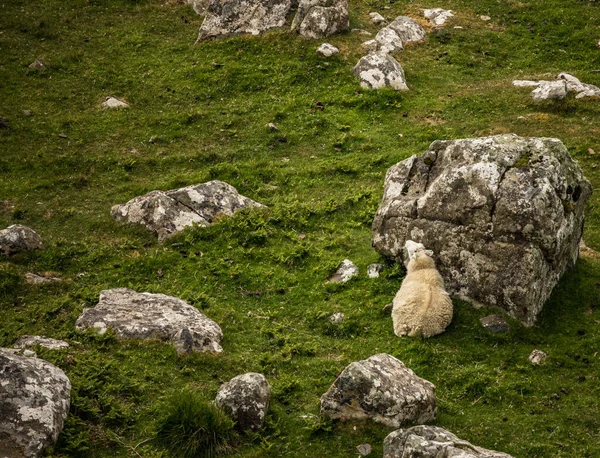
[155, 389, 236, 458]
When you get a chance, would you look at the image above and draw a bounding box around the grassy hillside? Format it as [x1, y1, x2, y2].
[1, 0, 600, 456]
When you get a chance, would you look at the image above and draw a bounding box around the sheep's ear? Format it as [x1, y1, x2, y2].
[424, 250, 434, 257]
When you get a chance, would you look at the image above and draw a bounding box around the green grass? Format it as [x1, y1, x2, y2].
[1, 0, 600, 456]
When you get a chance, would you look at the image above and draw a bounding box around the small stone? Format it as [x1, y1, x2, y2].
[23, 110, 33, 116]
[267, 122, 279, 131]
[316, 43, 339, 57]
[369, 12, 386, 25]
[367, 263, 384, 278]
[357, 443, 373, 456]
[329, 312, 344, 324]
[529, 349, 547, 365]
[215, 373, 270, 431]
[25, 273, 63, 285]
[14, 335, 70, 350]
[480, 15, 491, 21]
[22, 349, 36, 357]
[28, 58, 45, 69]
[101, 96, 129, 108]
[58, 133, 68, 138]
[423, 8, 454, 26]
[352, 28, 372, 36]
[480, 314, 510, 333]
[328, 259, 359, 283]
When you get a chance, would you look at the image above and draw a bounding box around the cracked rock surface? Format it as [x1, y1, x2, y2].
[372, 134, 592, 325]
[196, 0, 292, 41]
[0, 225, 43, 256]
[76, 288, 223, 353]
[215, 372, 270, 431]
[320, 353, 436, 428]
[353, 52, 408, 90]
[0, 348, 71, 458]
[384, 425, 514, 458]
[111, 180, 263, 240]
[292, 0, 349, 39]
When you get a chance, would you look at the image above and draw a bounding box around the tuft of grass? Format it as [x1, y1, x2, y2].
[155, 389, 236, 458]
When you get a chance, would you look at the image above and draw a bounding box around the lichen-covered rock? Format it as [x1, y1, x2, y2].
[353, 53, 408, 90]
[75, 288, 223, 353]
[514, 73, 600, 100]
[479, 315, 509, 334]
[111, 180, 263, 240]
[375, 27, 404, 53]
[320, 353, 436, 428]
[328, 259, 359, 282]
[215, 372, 270, 431]
[292, 0, 349, 39]
[316, 43, 339, 57]
[383, 425, 514, 458]
[0, 348, 71, 457]
[528, 349, 547, 365]
[197, 0, 292, 41]
[531, 80, 567, 101]
[13, 336, 70, 351]
[387, 16, 426, 43]
[423, 8, 454, 26]
[369, 12, 385, 25]
[186, 0, 210, 14]
[558, 72, 600, 98]
[372, 134, 592, 325]
[0, 225, 43, 256]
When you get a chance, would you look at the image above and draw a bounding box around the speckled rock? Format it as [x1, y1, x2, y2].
[367, 263, 384, 278]
[196, 0, 292, 41]
[387, 16, 426, 43]
[111, 180, 263, 241]
[480, 314, 509, 333]
[320, 353, 436, 427]
[0, 348, 71, 458]
[353, 53, 408, 90]
[215, 372, 270, 431]
[375, 27, 404, 53]
[361, 39, 379, 53]
[75, 288, 223, 353]
[316, 43, 339, 57]
[383, 425, 514, 458]
[13, 336, 70, 351]
[292, 0, 349, 39]
[0, 225, 43, 256]
[423, 8, 454, 26]
[531, 80, 567, 101]
[28, 59, 45, 70]
[528, 349, 547, 365]
[369, 12, 385, 25]
[328, 259, 359, 282]
[329, 312, 345, 324]
[101, 96, 129, 108]
[372, 134, 592, 325]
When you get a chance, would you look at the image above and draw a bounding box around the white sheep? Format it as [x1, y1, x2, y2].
[392, 240, 453, 338]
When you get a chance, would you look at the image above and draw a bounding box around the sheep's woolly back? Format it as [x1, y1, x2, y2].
[392, 247, 453, 338]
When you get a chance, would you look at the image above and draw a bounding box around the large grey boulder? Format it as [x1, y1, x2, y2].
[353, 53, 408, 90]
[384, 425, 514, 458]
[0, 348, 71, 458]
[196, 0, 292, 42]
[320, 354, 436, 427]
[372, 135, 592, 325]
[387, 16, 426, 43]
[75, 288, 223, 353]
[215, 372, 270, 431]
[291, 0, 349, 39]
[0, 225, 43, 256]
[111, 180, 263, 241]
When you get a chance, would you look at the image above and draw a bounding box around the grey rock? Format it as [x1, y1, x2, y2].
[423, 8, 454, 26]
[387, 16, 426, 43]
[0, 348, 71, 458]
[25, 273, 62, 285]
[186, 0, 210, 14]
[329, 312, 345, 324]
[375, 27, 404, 53]
[367, 263, 384, 278]
[316, 43, 339, 57]
[357, 443, 372, 456]
[531, 80, 567, 101]
[215, 372, 270, 431]
[14, 336, 70, 351]
[0, 225, 44, 256]
[361, 39, 379, 53]
[292, 0, 349, 39]
[75, 288, 223, 353]
[101, 96, 129, 108]
[372, 134, 592, 325]
[512, 80, 542, 88]
[328, 259, 359, 283]
[353, 52, 408, 90]
[480, 314, 509, 333]
[197, 0, 292, 41]
[528, 349, 547, 365]
[558, 72, 600, 99]
[369, 12, 386, 25]
[320, 353, 436, 428]
[383, 425, 514, 458]
[28, 59, 45, 69]
[111, 180, 263, 240]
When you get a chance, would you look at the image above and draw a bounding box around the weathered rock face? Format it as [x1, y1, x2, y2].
[372, 135, 592, 325]
[13, 336, 70, 351]
[353, 53, 408, 90]
[215, 372, 270, 431]
[196, 0, 292, 41]
[292, 0, 349, 39]
[111, 180, 263, 241]
[383, 425, 514, 458]
[0, 349, 71, 458]
[75, 288, 223, 353]
[320, 353, 436, 428]
[387, 16, 426, 43]
[0, 225, 43, 256]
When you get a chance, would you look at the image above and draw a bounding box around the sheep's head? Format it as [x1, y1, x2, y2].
[404, 240, 433, 260]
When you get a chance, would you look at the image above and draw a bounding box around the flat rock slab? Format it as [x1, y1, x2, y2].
[197, 0, 292, 41]
[0, 225, 43, 256]
[320, 353, 436, 428]
[353, 52, 408, 90]
[111, 180, 263, 240]
[215, 372, 270, 431]
[75, 288, 223, 353]
[372, 134, 592, 325]
[384, 425, 514, 458]
[13, 336, 70, 351]
[0, 348, 71, 458]
[292, 0, 349, 39]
